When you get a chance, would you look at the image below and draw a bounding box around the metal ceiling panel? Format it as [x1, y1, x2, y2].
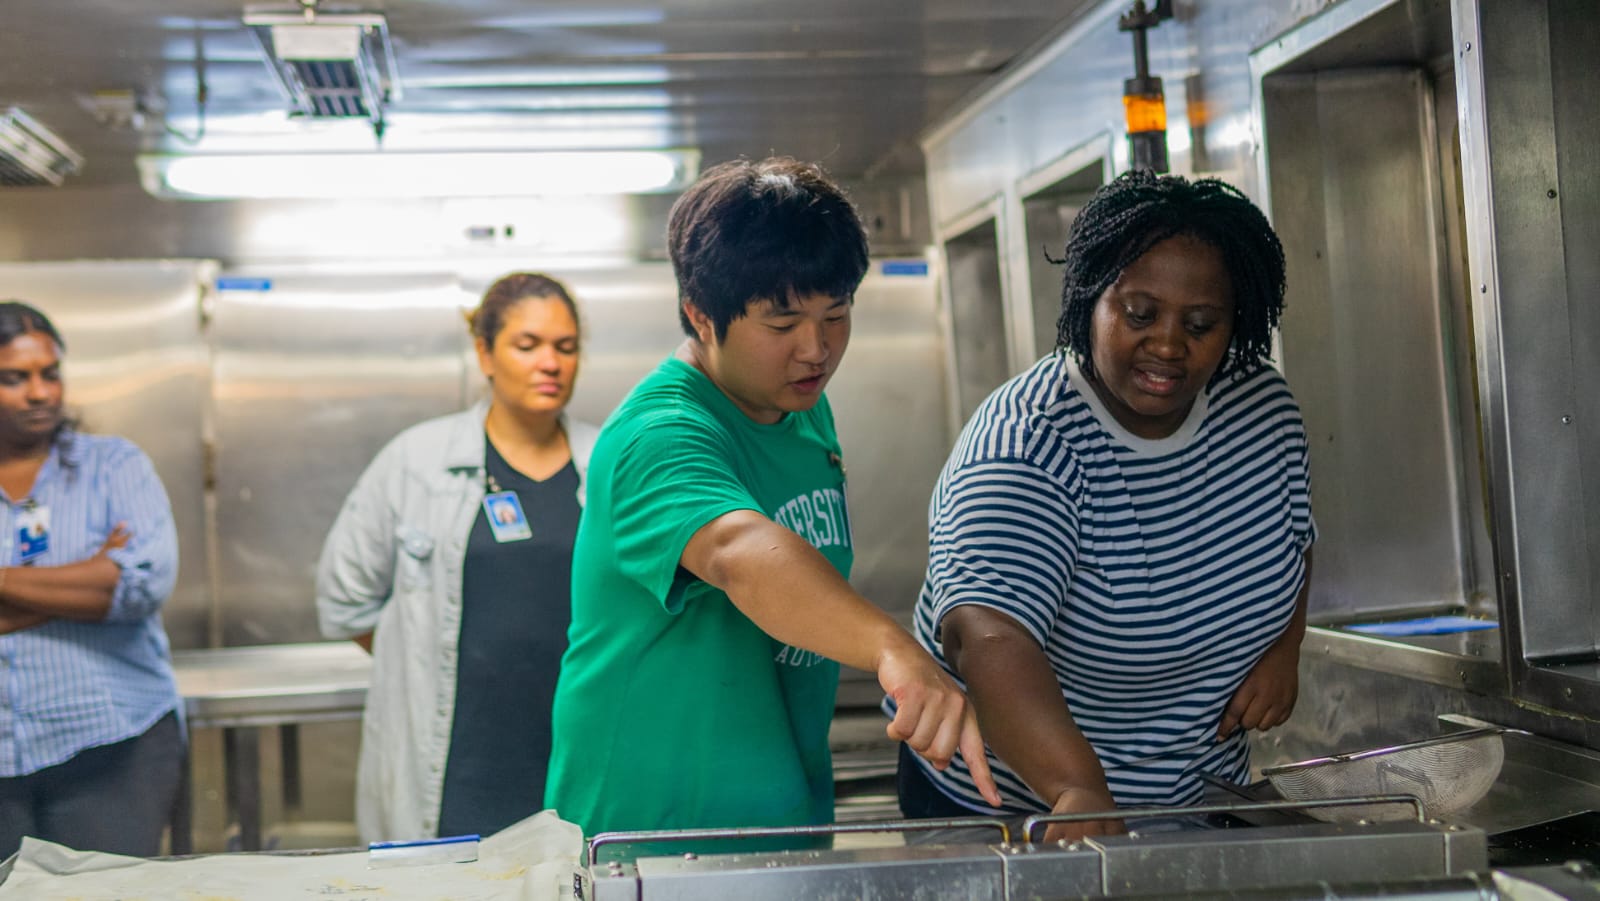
[0, 0, 1085, 186]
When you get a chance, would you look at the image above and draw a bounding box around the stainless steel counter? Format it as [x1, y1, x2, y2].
[166, 645, 898, 850]
[173, 641, 372, 728]
[1445, 715, 1600, 838]
[170, 642, 372, 854]
[1304, 624, 1503, 695]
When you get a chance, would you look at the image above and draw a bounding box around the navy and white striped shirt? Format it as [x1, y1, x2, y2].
[0, 432, 181, 777]
[896, 353, 1315, 813]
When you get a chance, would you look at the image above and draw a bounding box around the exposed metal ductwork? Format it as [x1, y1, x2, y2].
[244, 3, 401, 140]
[0, 107, 84, 187]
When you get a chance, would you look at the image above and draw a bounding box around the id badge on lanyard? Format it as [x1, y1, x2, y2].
[17, 499, 50, 563]
[483, 491, 532, 543]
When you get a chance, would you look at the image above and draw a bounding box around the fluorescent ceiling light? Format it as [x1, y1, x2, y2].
[137, 149, 698, 199]
[402, 65, 671, 89]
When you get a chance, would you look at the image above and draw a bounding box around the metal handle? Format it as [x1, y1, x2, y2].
[587, 816, 1012, 866]
[1021, 794, 1427, 842]
[1261, 727, 1528, 774]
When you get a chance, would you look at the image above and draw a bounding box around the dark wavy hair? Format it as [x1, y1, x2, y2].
[469, 272, 580, 348]
[1054, 170, 1286, 383]
[668, 157, 869, 341]
[0, 300, 77, 457]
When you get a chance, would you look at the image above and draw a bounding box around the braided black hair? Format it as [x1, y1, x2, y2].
[1054, 170, 1286, 383]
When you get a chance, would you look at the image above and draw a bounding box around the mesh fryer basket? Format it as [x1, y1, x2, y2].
[1261, 727, 1513, 823]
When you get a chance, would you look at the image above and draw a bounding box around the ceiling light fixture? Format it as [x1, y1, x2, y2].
[136, 149, 700, 199]
[0, 107, 84, 187]
[244, 3, 400, 141]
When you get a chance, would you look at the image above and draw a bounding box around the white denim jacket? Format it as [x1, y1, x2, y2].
[314, 402, 599, 842]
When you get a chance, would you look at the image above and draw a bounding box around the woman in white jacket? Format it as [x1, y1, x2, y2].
[316, 272, 599, 842]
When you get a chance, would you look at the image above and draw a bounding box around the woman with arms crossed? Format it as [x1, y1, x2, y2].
[0, 301, 182, 858]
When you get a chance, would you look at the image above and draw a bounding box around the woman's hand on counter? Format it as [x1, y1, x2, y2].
[878, 640, 1002, 807]
[1043, 784, 1125, 844]
[942, 605, 1118, 826]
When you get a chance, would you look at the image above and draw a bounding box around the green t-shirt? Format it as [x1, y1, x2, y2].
[545, 356, 853, 838]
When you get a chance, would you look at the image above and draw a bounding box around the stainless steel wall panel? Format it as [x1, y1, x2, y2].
[1454, 0, 1600, 708]
[1549, 0, 1600, 660]
[1015, 143, 1110, 362]
[1264, 67, 1474, 621]
[940, 216, 1012, 428]
[826, 262, 952, 638]
[1429, 64, 1499, 619]
[927, 118, 1025, 241]
[209, 272, 474, 645]
[0, 260, 215, 649]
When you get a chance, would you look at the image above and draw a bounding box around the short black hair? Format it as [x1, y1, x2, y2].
[1054, 170, 1286, 382]
[668, 157, 869, 341]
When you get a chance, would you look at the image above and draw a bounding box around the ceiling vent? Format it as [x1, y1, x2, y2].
[244, 4, 401, 139]
[0, 107, 84, 187]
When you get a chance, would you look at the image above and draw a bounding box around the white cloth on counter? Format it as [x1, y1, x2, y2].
[315, 401, 599, 841]
[0, 810, 582, 901]
[1492, 870, 1574, 901]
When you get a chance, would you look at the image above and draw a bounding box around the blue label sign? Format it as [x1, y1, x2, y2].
[879, 260, 930, 277]
[215, 277, 273, 292]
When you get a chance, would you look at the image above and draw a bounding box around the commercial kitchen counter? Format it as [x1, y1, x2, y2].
[166, 644, 902, 852]
[174, 641, 371, 726]
[170, 642, 372, 853]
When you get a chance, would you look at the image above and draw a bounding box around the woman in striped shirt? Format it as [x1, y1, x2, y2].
[895, 171, 1315, 843]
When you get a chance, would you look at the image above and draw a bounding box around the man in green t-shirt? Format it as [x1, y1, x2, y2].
[545, 157, 1000, 841]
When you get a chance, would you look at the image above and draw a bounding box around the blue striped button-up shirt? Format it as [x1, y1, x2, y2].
[0, 431, 181, 777]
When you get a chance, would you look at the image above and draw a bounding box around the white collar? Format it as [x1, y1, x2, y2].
[1066, 356, 1209, 456]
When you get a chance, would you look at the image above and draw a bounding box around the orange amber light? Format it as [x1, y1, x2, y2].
[1123, 92, 1167, 134]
